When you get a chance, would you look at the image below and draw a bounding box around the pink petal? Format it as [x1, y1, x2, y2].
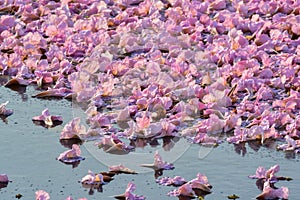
[0, 174, 8, 183]
[35, 190, 50, 200]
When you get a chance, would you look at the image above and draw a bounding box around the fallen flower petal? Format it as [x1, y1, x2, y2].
[0, 174, 9, 183]
[109, 164, 137, 174]
[4, 77, 30, 87]
[35, 190, 50, 200]
[156, 176, 186, 186]
[81, 170, 105, 185]
[57, 144, 85, 164]
[0, 101, 13, 117]
[168, 183, 195, 197]
[256, 180, 289, 200]
[32, 108, 63, 127]
[141, 151, 174, 170]
[114, 182, 145, 200]
[60, 117, 85, 140]
[32, 88, 73, 98]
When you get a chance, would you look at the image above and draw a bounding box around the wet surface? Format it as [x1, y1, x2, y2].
[0, 85, 299, 199]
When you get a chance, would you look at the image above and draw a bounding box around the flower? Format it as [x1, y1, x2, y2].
[81, 170, 105, 185]
[60, 118, 86, 140]
[277, 135, 300, 152]
[256, 180, 289, 200]
[0, 174, 9, 183]
[32, 108, 63, 127]
[248, 165, 280, 181]
[141, 151, 174, 170]
[114, 182, 145, 200]
[97, 133, 134, 155]
[57, 144, 85, 164]
[32, 88, 73, 98]
[156, 176, 186, 186]
[35, 190, 50, 200]
[168, 183, 195, 197]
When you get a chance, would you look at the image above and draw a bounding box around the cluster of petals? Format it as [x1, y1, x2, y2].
[277, 135, 300, 153]
[0, 0, 299, 156]
[60, 117, 86, 140]
[1, 0, 300, 199]
[249, 165, 291, 199]
[167, 173, 212, 198]
[256, 181, 289, 200]
[80, 170, 105, 185]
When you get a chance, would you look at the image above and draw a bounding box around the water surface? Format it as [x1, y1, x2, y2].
[0, 86, 299, 199]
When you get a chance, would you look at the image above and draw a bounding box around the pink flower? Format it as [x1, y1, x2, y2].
[60, 118, 86, 140]
[277, 135, 300, 152]
[0, 174, 8, 183]
[248, 164, 289, 183]
[35, 190, 50, 200]
[114, 182, 145, 200]
[32, 108, 63, 127]
[192, 132, 220, 145]
[108, 164, 137, 174]
[65, 197, 87, 200]
[136, 112, 151, 129]
[87, 113, 112, 129]
[97, 133, 134, 154]
[210, 0, 226, 10]
[197, 114, 226, 134]
[141, 151, 174, 170]
[168, 183, 195, 197]
[57, 144, 84, 164]
[81, 170, 104, 185]
[156, 176, 186, 186]
[32, 88, 72, 98]
[34, 71, 55, 87]
[249, 166, 268, 179]
[256, 180, 289, 200]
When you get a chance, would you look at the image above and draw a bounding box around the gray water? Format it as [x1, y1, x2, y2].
[0, 85, 299, 200]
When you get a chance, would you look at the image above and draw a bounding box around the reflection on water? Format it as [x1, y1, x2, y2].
[60, 138, 83, 149]
[0, 182, 8, 189]
[4, 85, 28, 102]
[233, 139, 279, 157]
[32, 120, 63, 128]
[58, 160, 82, 168]
[129, 136, 181, 151]
[81, 183, 103, 195]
